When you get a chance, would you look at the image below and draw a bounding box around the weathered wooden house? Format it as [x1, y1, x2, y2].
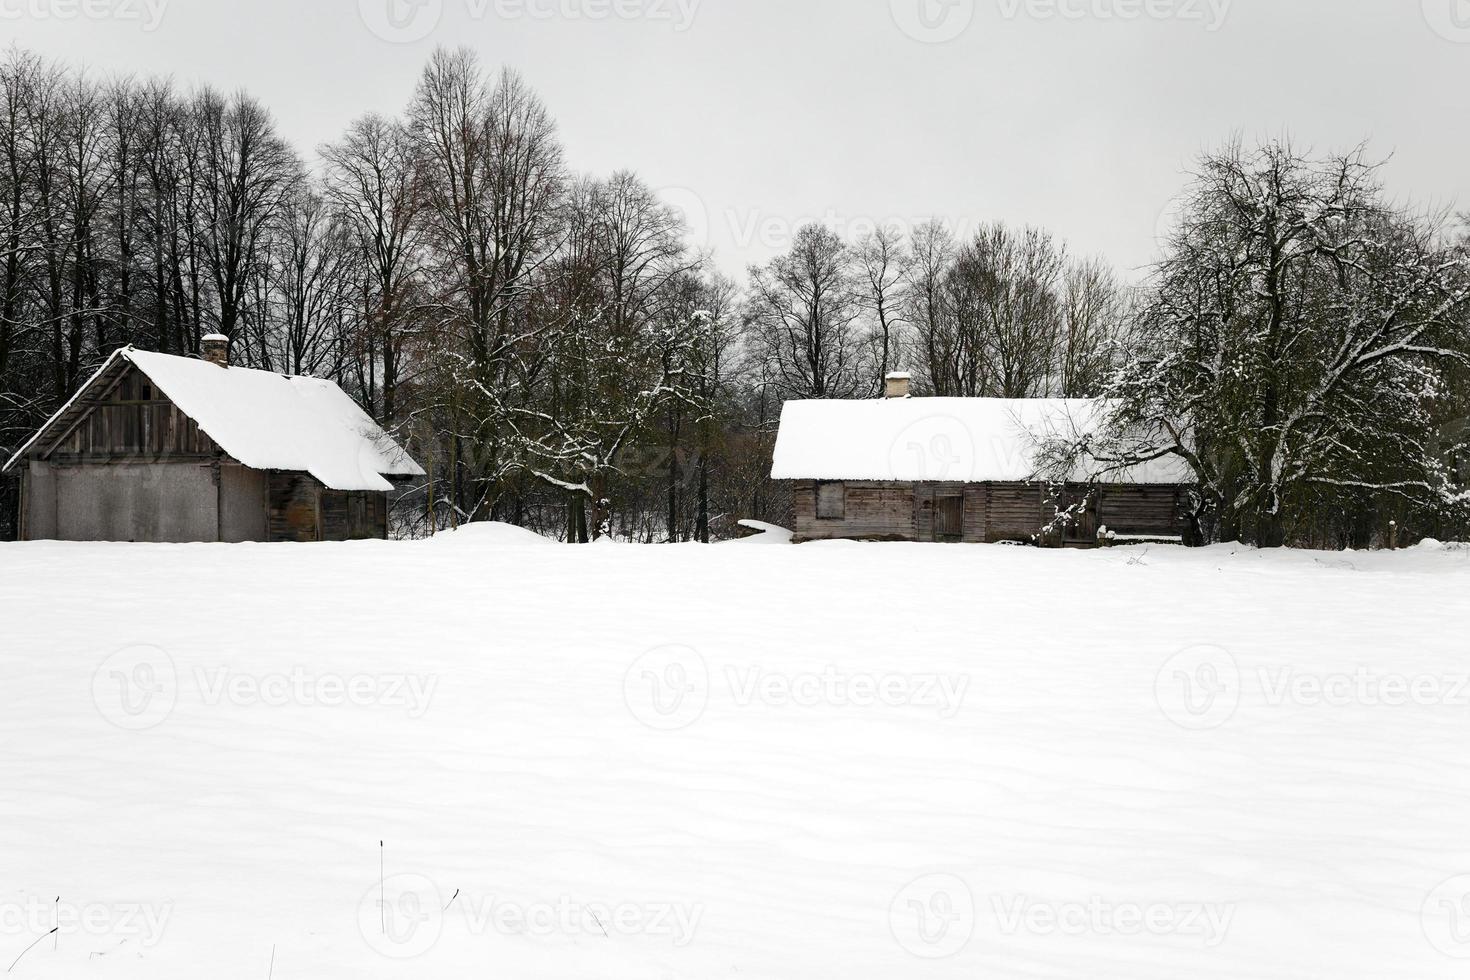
[2, 336, 424, 543]
[771, 374, 1193, 546]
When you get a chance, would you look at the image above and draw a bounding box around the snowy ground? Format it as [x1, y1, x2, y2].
[2, 529, 1470, 978]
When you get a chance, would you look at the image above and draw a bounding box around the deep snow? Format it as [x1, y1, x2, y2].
[2, 531, 1469, 977]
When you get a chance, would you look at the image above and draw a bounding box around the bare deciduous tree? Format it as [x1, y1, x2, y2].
[746, 223, 864, 400]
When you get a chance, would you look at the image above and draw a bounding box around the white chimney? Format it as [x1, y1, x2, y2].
[885, 372, 912, 399]
[201, 334, 230, 368]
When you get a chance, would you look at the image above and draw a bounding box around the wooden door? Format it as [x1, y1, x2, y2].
[935, 495, 964, 541]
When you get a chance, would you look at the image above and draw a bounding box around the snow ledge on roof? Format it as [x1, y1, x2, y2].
[770, 397, 1191, 485]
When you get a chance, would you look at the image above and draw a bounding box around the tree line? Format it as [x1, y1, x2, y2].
[1, 45, 1465, 547]
[1082, 141, 1470, 548]
[0, 45, 1131, 543]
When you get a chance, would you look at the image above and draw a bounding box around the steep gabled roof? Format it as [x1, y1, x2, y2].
[770, 397, 1190, 485]
[4, 347, 424, 492]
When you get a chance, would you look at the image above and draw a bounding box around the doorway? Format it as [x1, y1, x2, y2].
[935, 495, 964, 541]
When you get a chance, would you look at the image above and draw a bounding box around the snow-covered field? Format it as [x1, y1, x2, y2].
[3, 529, 1470, 978]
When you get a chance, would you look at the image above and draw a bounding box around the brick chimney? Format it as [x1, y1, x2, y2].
[201, 334, 230, 368]
[885, 372, 912, 399]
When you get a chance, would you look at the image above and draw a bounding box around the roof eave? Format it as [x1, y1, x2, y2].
[2, 348, 133, 474]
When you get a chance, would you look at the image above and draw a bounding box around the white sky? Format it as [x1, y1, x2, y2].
[5, 0, 1468, 280]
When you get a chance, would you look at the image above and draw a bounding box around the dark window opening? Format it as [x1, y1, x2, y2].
[816, 482, 846, 521]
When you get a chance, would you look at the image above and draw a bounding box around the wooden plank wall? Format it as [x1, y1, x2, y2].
[278, 478, 389, 543]
[981, 484, 1046, 543]
[793, 481, 917, 542]
[792, 480, 1187, 545]
[49, 366, 213, 460]
[268, 472, 321, 542]
[1097, 486, 1184, 537]
[319, 490, 386, 541]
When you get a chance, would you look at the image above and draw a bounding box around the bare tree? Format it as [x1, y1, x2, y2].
[520, 171, 698, 540]
[321, 113, 422, 421]
[745, 223, 864, 400]
[905, 218, 956, 396]
[193, 89, 302, 342]
[263, 184, 353, 377]
[854, 224, 908, 393]
[1056, 256, 1124, 397]
[409, 49, 567, 520]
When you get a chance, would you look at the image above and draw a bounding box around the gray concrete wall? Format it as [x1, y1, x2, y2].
[52, 463, 219, 542]
[219, 465, 268, 543]
[24, 462, 58, 541]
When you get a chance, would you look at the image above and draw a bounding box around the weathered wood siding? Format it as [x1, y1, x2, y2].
[1097, 486, 1185, 538]
[985, 484, 1048, 543]
[791, 480, 1188, 546]
[793, 481, 917, 541]
[268, 473, 391, 543]
[15, 362, 396, 544]
[268, 472, 321, 542]
[47, 365, 214, 460]
[320, 490, 388, 541]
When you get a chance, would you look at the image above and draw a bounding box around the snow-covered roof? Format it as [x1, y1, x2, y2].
[770, 397, 1190, 485]
[5, 347, 424, 492]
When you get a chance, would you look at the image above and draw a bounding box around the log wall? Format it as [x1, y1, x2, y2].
[792, 480, 1188, 546]
[268, 472, 321, 542]
[269, 473, 390, 543]
[792, 481, 916, 541]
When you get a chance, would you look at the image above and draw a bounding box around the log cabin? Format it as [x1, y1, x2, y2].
[2, 336, 424, 543]
[771, 374, 1194, 547]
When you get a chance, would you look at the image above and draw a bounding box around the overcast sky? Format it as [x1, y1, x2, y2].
[6, 0, 1468, 279]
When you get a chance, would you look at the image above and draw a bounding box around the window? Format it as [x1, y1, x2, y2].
[816, 482, 846, 521]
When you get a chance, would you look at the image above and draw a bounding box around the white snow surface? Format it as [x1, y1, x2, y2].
[8, 348, 423, 490]
[733, 520, 794, 544]
[2, 536, 1469, 978]
[771, 397, 1191, 484]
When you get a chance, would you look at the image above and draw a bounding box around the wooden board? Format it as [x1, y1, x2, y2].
[790, 480, 1189, 546]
